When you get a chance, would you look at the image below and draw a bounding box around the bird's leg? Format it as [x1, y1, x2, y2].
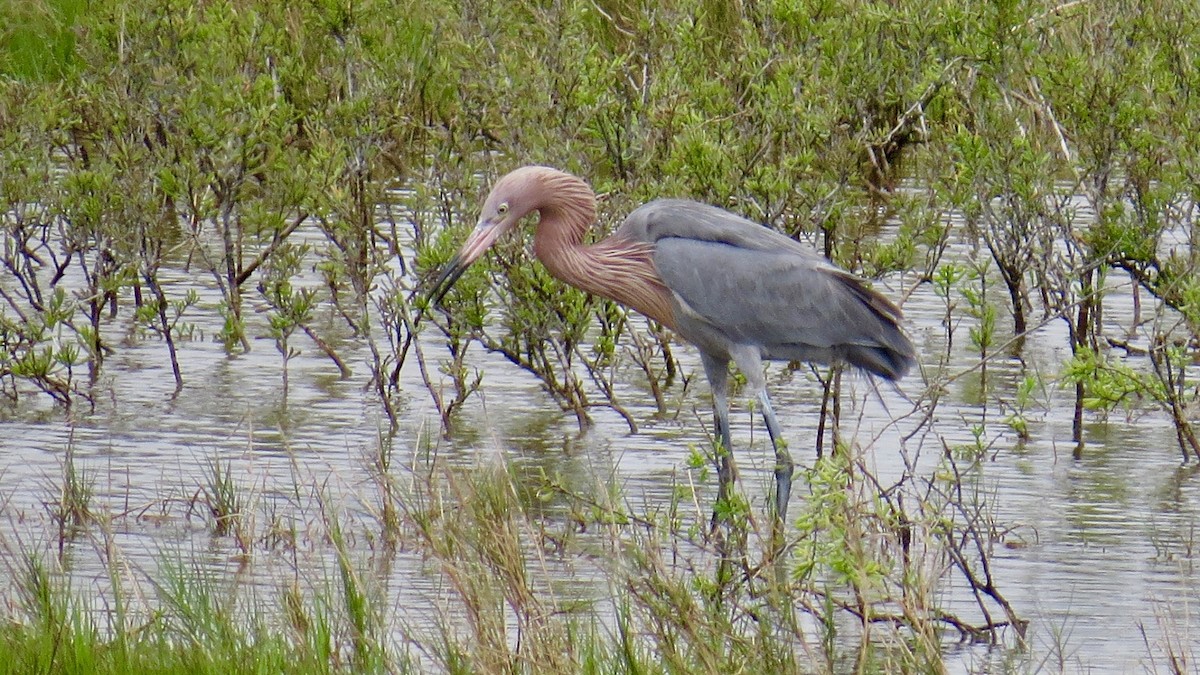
[701, 354, 736, 528]
[714, 395, 734, 502]
[702, 353, 744, 596]
[757, 389, 793, 525]
[729, 346, 794, 528]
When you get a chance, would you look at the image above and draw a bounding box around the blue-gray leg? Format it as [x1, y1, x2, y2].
[727, 345, 794, 527]
[758, 389, 793, 524]
[701, 353, 736, 519]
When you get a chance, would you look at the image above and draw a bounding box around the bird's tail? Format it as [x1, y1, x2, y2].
[830, 271, 917, 380]
[843, 325, 917, 380]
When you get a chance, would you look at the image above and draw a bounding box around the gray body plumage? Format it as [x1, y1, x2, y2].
[615, 199, 915, 382]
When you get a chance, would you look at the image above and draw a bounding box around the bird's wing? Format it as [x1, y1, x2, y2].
[616, 199, 819, 256]
[617, 198, 912, 376]
[618, 198, 895, 336]
[653, 237, 900, 349]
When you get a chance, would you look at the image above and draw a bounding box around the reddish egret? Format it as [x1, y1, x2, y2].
[430, 166, 916, 523]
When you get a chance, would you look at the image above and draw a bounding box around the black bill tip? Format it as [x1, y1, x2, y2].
[427, 255, 468, 308]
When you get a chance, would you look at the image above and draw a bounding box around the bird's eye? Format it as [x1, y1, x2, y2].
[496, 202, 509, 216]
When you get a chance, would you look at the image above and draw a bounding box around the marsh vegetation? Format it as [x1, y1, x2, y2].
[2, 0, 1199, 672]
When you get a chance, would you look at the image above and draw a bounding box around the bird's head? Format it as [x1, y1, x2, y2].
[427, 166, 560, 306]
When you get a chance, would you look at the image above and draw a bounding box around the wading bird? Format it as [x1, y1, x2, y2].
[430, 166, 916, 524]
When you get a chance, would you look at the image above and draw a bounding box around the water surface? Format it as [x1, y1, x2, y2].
[1, 207, 1197, 673]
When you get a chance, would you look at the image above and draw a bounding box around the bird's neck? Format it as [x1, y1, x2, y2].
[531, 180, 596, 264]
[534, 199, 676, 330]
[532, 199, 602, 290]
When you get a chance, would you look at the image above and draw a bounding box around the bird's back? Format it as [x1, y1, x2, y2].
[617, 199, 916, 380]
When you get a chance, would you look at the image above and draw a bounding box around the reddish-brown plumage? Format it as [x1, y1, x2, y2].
[498, 167, 678, 328]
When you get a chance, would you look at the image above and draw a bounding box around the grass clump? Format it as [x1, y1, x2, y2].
[0, 554, 309, 675]
[1, 536, 409, 674]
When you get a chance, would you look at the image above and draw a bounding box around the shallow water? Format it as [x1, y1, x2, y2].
[1, 206, 1198, 673]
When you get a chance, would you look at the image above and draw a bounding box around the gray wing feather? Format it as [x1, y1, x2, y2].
[620, 199, 915, 379]
[617, 199, 820, 257]
[652, 238, 878, 345]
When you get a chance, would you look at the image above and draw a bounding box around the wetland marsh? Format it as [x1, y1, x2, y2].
[2, 1, 1199, 672]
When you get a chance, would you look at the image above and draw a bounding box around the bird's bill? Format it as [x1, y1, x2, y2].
[428, 220, 505, 306]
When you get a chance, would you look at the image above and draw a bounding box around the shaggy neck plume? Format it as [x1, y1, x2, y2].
[530, 169, 596, 261]
[527, 168, 675, 329]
